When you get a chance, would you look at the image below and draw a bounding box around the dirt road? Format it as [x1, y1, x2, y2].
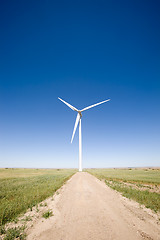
[27, 172, 160, 240]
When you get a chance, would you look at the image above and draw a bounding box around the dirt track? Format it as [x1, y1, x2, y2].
[27, 172, 160, 240]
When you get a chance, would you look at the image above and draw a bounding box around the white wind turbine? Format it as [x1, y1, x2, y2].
[58, 97, 110, 171]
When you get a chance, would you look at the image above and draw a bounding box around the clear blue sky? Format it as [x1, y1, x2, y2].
[0, 0, 160, 168]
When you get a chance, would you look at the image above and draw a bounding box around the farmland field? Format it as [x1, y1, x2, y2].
[0, 168, 77, 226]
[86, 168, 160, 212]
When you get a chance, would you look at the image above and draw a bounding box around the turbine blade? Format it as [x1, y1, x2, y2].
[71, 113, 80, 143]
[58, 97, 78, 111]
[81, 99, 110, 112]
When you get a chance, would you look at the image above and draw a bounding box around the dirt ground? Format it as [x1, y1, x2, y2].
[26, 172, 160, 240]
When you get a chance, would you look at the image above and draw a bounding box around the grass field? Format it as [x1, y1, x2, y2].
[86, 168, 160, 213]
[0, 168, 76, 226]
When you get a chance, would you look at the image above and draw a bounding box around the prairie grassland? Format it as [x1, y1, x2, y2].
[86, 168, 160, 212]
[0, 168, 76, 226]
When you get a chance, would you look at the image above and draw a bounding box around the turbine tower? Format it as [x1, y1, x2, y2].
[58, 97, 110, 171]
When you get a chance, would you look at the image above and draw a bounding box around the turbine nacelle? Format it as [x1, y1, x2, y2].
[78, 111, 82, 118]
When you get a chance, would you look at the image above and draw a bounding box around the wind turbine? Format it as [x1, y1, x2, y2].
[58, 97, 110, 172]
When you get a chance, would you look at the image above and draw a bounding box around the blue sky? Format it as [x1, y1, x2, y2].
[0, 0, 160, 168]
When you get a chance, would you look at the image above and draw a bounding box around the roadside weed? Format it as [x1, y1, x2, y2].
[42, 210, 53, 219]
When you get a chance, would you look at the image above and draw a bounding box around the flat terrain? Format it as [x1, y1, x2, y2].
[87, 168, 160, 212]
[27, 172, 160, 240]
[0, 168, 76, 225]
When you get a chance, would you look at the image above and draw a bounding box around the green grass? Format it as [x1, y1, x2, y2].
[0, 168, 76, 226]
[86, 168, 160, 213]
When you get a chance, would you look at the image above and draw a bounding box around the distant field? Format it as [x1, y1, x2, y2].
[0, 168, 77, 226]
[86, 168, 160, 213]
[86, 168, 160, 184]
